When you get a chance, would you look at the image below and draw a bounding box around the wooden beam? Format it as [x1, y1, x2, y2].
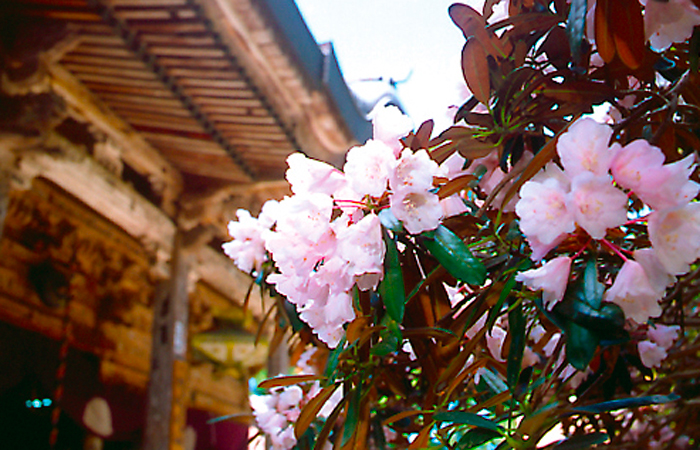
[13, 133, 175, 278]
[47, 63, 182, 216]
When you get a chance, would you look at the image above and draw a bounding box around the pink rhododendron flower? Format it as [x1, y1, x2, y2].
[251, 385, 306, 450]
[286, 153, 345, 196]
[335, 213, 385, 290]
[638, 340, 667, 368]
[648, 202, 700, 275]
[633, 248, 676, 297]
[487, 325, 507, 361]
[522, 346, 540, 367]
[526, 233, 566, 262]
[516, 177, 575, 245]
[344, 139, 397, 198]
[516, 256, 572, 308]
[611, 140, 698, 210]
[273, 193, 334, 244]
[604, 259, 662, 323]
[642, 0, 700, 51]
[391, 149, 439, 193]
[222, 209, 270, 273]
[390, 188, 443, 234]
[647, 323, 681, 349]
[441, 193, 469, 217]
[566, 172, 628, 239]
[371, 105, 413, 156]
[530, 162, 570, 190]
[439, 151, 468, 179]
[556, 118, 618, 177]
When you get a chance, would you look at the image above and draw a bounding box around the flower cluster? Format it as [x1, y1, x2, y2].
[250, 385, 303, 450]
[223, 106, 455, 347]
[516, 117, 699, 325]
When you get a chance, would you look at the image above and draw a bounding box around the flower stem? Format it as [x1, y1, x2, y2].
[601, 239, 629, 262]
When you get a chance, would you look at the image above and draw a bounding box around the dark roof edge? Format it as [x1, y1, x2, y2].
[256, 0, 372, 144]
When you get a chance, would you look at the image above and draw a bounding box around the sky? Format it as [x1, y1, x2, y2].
[294, 0, 473, 133]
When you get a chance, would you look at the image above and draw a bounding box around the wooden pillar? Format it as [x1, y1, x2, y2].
[144, 232, 190, 450]
[0, 148, 13, 242]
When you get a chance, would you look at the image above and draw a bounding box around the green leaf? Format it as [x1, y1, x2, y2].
[565, 321, 599, 370]
[372, 317, 402, 357]
[487, 275, 516, 331]
[556, 301, 625, 335]
[552, 432, 608, 449]
[433, 411, 503, 432]
[571, 394, 680, 414]
[421, 225, 486, 285]
[581, 259, 604, 310]
[566, 0, 588, 66]
[479, 367, 509, 395]
[507, 300, 526, 391]
[457, 428, 503, 449]
[342, 383, 362, 446]
[324, 336, 344, 380]
[380, 229, 405, 323]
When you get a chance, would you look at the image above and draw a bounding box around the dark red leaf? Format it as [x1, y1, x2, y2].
[462, 40, 491, 105]
[611, 0, 645, 70]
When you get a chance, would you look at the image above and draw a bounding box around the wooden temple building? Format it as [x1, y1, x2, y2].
[0, 0, 370, 448]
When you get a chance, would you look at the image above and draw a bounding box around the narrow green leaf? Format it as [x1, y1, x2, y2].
[457, 428, 503, 449]
[566, 0, 588, 66]
[433, 411, 503, 432]
[572, 394, 680, 414]
[486, 276, 515, 331]
[380, 229, 405, 323]
[342, 384, 362, 446]
[421, 225, 486, 285]
[552, 432, 608, 449]
[324, 336, 345, 380]
[479, 367, 509, 395]
[507, 300, 525, 391]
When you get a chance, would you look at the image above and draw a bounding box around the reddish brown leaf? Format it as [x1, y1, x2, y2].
[462, 39, 491, 104]
[312, 393, 346, 450]
[541, 80, 616, 104]
[258, 374, 324, 389]
[438, 174, 476, 199]
[541, 26, 571, 70]
[294, 382, 341, 439]
[457, 136, 498, 160]
[595, 0, 615, 63]
[413, 119, 434, 150]
[430, 141, 460, 164]
[449, 3, 485, 38]
[465, 112, 495, 128]
[611, 0, 645, 70]
[345, 315, 372, 343]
